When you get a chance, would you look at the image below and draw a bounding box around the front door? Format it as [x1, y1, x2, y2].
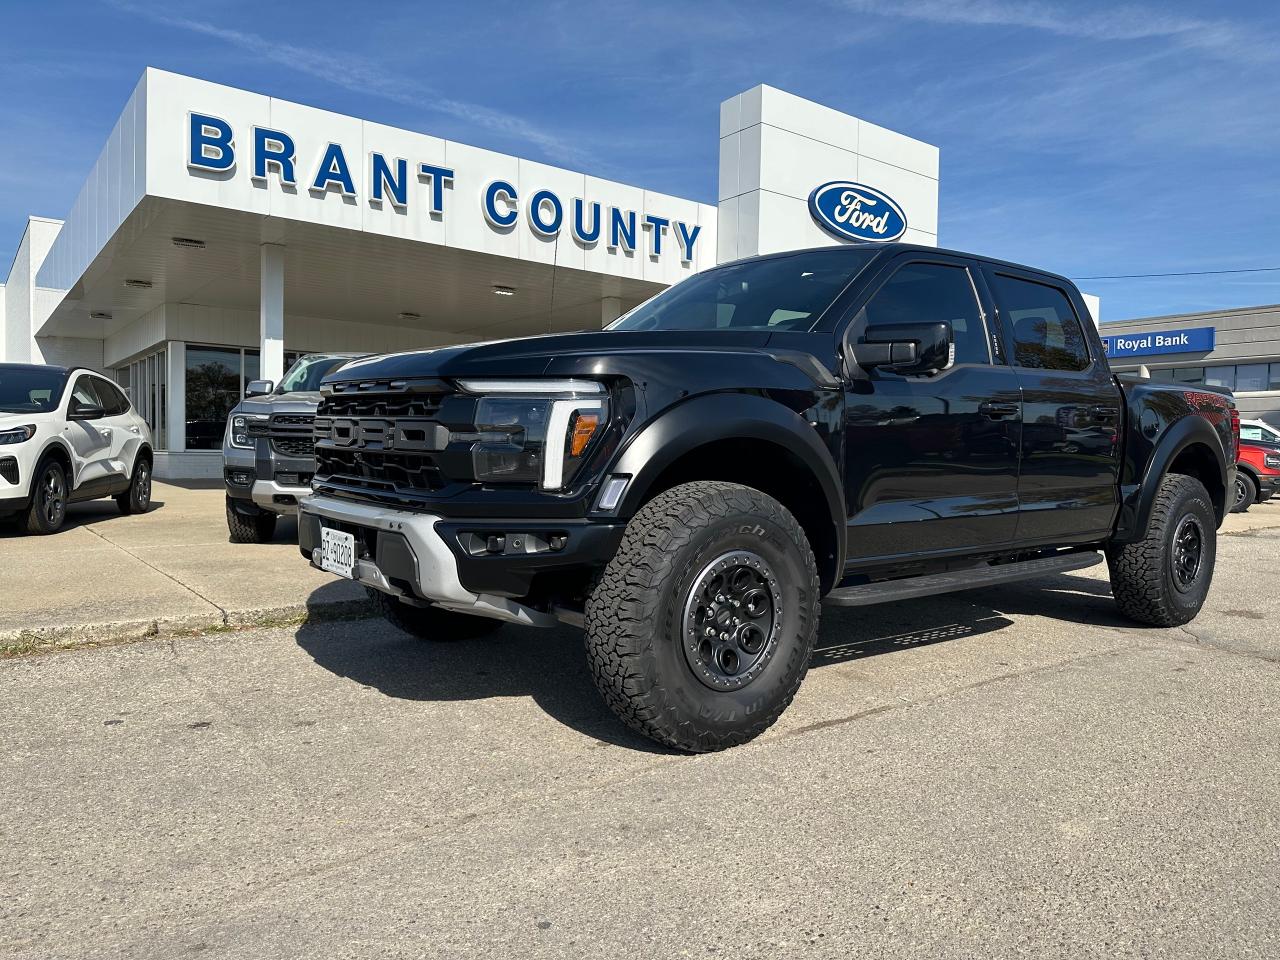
[64, 374, 113, 488]
[842, 256, 1022, 565]
[983, 268, 1123, 544]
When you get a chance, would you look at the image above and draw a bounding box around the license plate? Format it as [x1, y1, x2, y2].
[319, 527, 356, 579]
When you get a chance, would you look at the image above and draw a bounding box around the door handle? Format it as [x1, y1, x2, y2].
[979, 401, 1020, 420]
[1090, 405, 1119, 422]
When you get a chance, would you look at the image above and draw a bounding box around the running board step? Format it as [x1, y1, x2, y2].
[823, 552, 1103, 607]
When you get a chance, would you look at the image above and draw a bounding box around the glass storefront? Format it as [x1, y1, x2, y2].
[116, 344, 316, 451]
[184, 345, 261, 449]
[114, 347, 167, 448]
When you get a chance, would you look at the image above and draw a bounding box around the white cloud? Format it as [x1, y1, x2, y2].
[106, 2, 592, 166]
[838, 0, 1270, 60]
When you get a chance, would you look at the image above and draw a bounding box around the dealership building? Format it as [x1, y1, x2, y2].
[0, 68, 941, 478]
[1099, 305, 1280, 420]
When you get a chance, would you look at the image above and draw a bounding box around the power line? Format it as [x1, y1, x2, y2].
[1072, 265, 1280, 281]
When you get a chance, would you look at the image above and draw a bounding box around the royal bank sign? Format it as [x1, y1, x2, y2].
[1101, 327, 1216, 359]
[186, 112, 703, 263]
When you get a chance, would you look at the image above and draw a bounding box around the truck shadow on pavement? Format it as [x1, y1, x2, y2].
[295, 571, 1127, 752]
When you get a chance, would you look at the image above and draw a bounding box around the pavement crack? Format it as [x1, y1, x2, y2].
[83, 525, 229, 625]
[1171, 622, 1280, 666]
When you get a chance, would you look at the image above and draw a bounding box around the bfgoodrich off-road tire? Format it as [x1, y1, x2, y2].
[1107, 474, 1216, 627]
[584, 480, 820, 753]
[1231, 472, 1256, 513]
[225, 498, 277, 544]
[366, 588, 505, 641]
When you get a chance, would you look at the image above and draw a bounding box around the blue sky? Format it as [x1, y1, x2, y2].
[1, 0, 1277, 321]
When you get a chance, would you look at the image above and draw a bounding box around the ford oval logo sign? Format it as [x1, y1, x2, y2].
[808, 181, 907, 243]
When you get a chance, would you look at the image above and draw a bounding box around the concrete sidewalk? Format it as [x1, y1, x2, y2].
[4, 480, 1280, 655]
[0, 482, 367, 652]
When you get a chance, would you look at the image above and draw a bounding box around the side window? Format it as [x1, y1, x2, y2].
[859, 263, 991, 366]
[993, 275, 1090, 372]
[1241, 425, 1264, 441]
[69, 375, 103, 411]
[95, 378, 130, 416]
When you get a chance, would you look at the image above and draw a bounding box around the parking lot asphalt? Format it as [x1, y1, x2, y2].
[0, 482, 366, 651]
[3, 505, 1279, 958]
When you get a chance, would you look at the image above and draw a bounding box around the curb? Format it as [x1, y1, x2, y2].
[0, 598, 374, 658]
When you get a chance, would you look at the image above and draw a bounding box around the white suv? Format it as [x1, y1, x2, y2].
[0, 364, 154, 534]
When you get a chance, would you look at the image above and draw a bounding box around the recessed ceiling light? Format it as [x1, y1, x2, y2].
[171, 237, 206, 249]
[398, 311, 421, 321]
[123, 279, 153, 289]
[90, 311, 112, 320]
[492, 285, 516, 296]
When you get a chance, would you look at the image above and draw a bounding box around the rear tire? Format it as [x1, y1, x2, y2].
[366, 588, 505, 641]
[584, 481, 820, 753]
[1107, 474, 1216, 627]
[1231, 472, 1257, 513]
[226, 497, 277, 543]
[23, 458, 69, 535]
[116, 456, 152, 515]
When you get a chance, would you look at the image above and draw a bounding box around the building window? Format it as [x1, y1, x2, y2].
[1143, 362, 1280, 394]
[1203, 367, 1235, 391]
[184, 345, 261, 449]
[115, 347, 167, 448]
[1236, 363, 1270, 393]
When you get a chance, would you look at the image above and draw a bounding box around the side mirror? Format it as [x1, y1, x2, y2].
[245, 379, 274, 398]
[851, 321, 952, 375]
[68, 399, 106, 421]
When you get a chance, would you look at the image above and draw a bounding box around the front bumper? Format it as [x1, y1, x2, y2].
[1256, 474, 1280, 497]
[298, 494, 623, 626]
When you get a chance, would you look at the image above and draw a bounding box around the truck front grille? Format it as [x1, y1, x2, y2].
[254, 413, 316, 460]
[312, 378, 458, 503]
[272, 436, 315, 458]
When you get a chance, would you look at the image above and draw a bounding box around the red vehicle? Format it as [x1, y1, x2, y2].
[1232, 439, 1280, 512]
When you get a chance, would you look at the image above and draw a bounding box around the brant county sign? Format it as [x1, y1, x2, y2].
[808, 181, 907, 243]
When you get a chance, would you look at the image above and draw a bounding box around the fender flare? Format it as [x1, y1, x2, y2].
[605, 392, 846, 570]
[1116, 414, 1229, 541]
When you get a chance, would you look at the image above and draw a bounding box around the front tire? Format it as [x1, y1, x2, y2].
[585, 481, 820, 753]
[23, 458, 69, 535]
[1107, 474, 1216, 627]
[116, 457, 152, 515]
[226, 498, 277, 543]
[366, 588, 505, 640]
[1231, 472, 1256, 513]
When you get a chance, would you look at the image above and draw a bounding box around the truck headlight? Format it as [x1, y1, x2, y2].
[1265, 453, 1280, 469]
[0, 424, 36, 445]
[227, 413, 268, 449]
[455, 379, 608, 490]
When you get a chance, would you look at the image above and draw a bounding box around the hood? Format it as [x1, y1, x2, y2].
[323, 329, 778, 383]
[234, 391, 323, 417]
[0, 409, 58, 431]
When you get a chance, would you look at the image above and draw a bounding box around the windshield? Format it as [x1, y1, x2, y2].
[608, 248, 879, 333]
[0, 366, 68, 413]
[275, 355, 357, 394]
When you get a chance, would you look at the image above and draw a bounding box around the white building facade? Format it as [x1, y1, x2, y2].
[1, 69, 940, 478]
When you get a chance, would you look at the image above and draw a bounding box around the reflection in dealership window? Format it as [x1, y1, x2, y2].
[1203, 367, 1236, 391]
[185, 346, 241, 449]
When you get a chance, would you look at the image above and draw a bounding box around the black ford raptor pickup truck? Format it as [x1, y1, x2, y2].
[298, 243, 1238, 752]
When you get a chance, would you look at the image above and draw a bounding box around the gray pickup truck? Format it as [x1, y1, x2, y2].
[222, 353, 362, 543]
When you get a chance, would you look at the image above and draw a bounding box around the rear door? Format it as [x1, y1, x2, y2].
[841, 254, 1023, 564]
[982, 268, 1123, 544]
